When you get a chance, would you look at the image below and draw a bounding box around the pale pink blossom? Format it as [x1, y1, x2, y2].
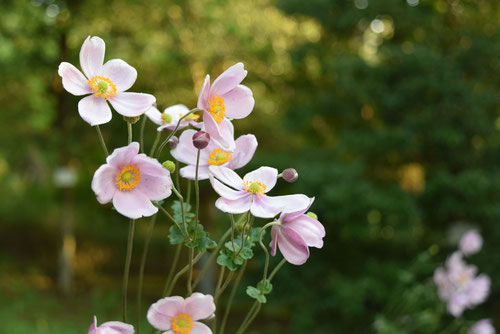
[197, 63, 254, 151]
[171, 126, 257, 180]
[459, 229, 483, 256]
[88, 316, 134, 334]
[91, 142, 172, 219]
[469, 319, 495, 334]
[147, 293, 215, 334]
[434, 252, 491, 317]
[58, 36, 155, 126]
[145, 104, 202, 132]
[208, 166, 310, 218]
[270, 197, 325, 265]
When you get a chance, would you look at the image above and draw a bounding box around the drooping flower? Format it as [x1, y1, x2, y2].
[88, 316, 134, 334]
[147, 293, 215, 334]
[459, 229, 483, 256]
[433, 252, 491, 317]
[197, 63, 254, 151]
[208, 166, 310, 218]
[468, 319, 495, 334]
[145, 104, 202, 132]
[270, 197, 325, 265]
[91, 142, 172, 219]
[58, 36, 155, 126]
[171, 128, 257, 180]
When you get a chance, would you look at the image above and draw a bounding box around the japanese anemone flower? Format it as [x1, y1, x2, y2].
[208, 165, 310, 218]
[468, 319, 495, 334]
[197, 63, 254, 151]
[58, 36, 155, 125]
[145, 104, 202, 132]
[91, 142, 172, 219]
[270, 197, 326, 265]
[459, 229, 483, 256]
[147, 293, 215, 334]
[88, 316, 134, 334]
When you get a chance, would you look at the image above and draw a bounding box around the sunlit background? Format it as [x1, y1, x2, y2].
[1, 0, 499, 333]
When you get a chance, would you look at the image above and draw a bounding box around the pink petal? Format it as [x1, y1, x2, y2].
[278, 194, 312, 214]
[107, 142, 140, 168]
[227, 135, 258, 170]
[145, 106, 163, 125]
[58, 62, 92, 96]
[277, 226, 310, 265]
[281, 197, 315, 223]
[179, 165, 210, 180]
[88, 316, 98, 334]
[100, 321, 134, 334]
[147, 297, 185, 331]
[136, 173, 172, 201]
[190, 322, 213, 334]
[164, 104, 191, 122]
[215, 195, 252, 214]
[250, 195, 284, 218]
[184, 293, 216, 321]
[112, 190, 157, 219]
[285, 215, 325, 248]
[101, 59, 137, 92]
[208, 166, 243, 190]
[270, 226, 278, 257]
[91, 164, 118, 204]
[210, 177, 246, 200]
[197, 75, 211, 111]
[202, 114, 236, 151]
[221, 85, 254, 119]
[109, 92, 156, 117]
[78, 95, 112, 126]
[80, 36, 105, 79]
[171, 130, 207, 165]
[210, 63, 247, 96]
[132, 153, 169, 177]
[243, 167, 278, 193]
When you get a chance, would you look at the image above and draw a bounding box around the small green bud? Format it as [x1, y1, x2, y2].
[162, 160, 176, 173]
[123, 116, 141, 124]
[306, 212, 318, 219]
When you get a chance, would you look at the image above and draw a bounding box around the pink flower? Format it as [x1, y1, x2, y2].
[171, 126, 257, 180]
[208, 166, 310, 218]
[270, 198, 326, 265]
[434, 252, 491, 317]
[469, 319, 495, 334]
[145, 104, 202, 132]
[147, 293, 215, 334]
[58, 36, 155, 126]
[91, 142, 172, 219]
[197, 63, 254, 151]
[88, 316, 134, 334]
[459, 229, 483, 256]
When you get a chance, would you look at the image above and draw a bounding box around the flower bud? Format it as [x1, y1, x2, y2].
[167, 136, 179, 149]
[123, 115, 141, 124]
[162, 160, 176, 173]
[282, 168, 298, 183]
[306, 212, 318, 220]
[192, 131, 210, 149]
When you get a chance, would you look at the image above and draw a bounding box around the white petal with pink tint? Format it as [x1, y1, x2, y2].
[215, 195, 252, 214]
[112, 190, 158, 219]
[190, 322, 213, 334]
[210, 177, 246, 200]
[78, 95, 112, 126]
[203, 113, 236, 151]
[197, 75, 211, 111]
[185, 293, 215, 321]
[137, 174, 172, 201]
[285, 215, 325, 248]
[221, 85, 254, 119]
[227, 135, 258, 170]
[243, 167, 278, 192]
[250, 195, 285, 218]
[179, 165, 210, 180]
[132, 153, 169, 177]
[210, 62, 247, 96]
[209, 166, 243, 190]
[106, 142, 140, 168]
[101, 59, 137, 92]
[80, 36, 105, 79]
[277, 226, 309, 265]
[110, 92, 156, 117]
[145, 106, 163, 125]
[58, 62, 92, 96]
[91, 165, 118, 204]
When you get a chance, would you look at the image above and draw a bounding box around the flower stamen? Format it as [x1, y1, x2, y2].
[243, 180, 267, 198]
[115, 164, 141, 191]
[207, 95, 226, 123]
[207, 148, 232, 166]
[88, 76, 117, 100]
[171, 313, 193, 334]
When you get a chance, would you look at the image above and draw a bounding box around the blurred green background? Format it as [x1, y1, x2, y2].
[1, 0, 499, 333]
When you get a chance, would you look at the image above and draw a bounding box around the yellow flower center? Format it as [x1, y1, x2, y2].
[243, 181, 267, 198]
[171, 313, 193, 334]
[458, 274, 469, 286]
[161, 113, 173, 124]
[207, 148, 232, 166]
[88, 76, 117, 100]
[179, 113, 200, 122]
[115, 164, 141, 191]
[207, 95, 226, 123]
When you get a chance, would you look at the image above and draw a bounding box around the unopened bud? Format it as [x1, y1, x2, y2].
[123, 115, 141, 124]
[306, 212, 318, 220]
[282, 168, 298, 183]
[162, 160, 176, 173]
[192, 131, 210, 149]
[167, 136, 179, 149]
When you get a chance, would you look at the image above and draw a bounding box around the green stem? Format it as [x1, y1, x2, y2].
[127, 122, 133, 144]
[171, 186, 189, 238]
[149, 131, 162, 156]
[139, 114, 147, 153]
[122, 219, 135, 323]
[186, 180, 192, 205]
[211, 266, 226, 333]
[95, 125, 109, 157]
[259, 221, 281, 281]
[268, 258, 286, 281]
[157, 205, 185, 238]
[162, 244, 182, 297]
[193, 149, 201, 242]
[234, 212, 251, 258]
[220, 262, 247, 334]
[164, 251, 205, 297]
[215, 270, 234, 301]
[187, 247, 194, 296]
[155, 108, 200, 159]
[229, 214, 236, 256]
[236, 301, 259, 334]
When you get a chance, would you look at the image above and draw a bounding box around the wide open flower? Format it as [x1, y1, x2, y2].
[433, 252, 491, 317]
[208, 166, 310, 218]
[88, 316, 134, 334]
[171, 127, 257, 180]
[146, 104, 202, 132]
[468, 319, 495, 334]
[459, 229, 483, 256]
[58, 36, 155, 126]
[197, 63, 254, 151]
[270, 197, 325, 265]
[147, 293, 215, 334]
[91, 142, 172, 219]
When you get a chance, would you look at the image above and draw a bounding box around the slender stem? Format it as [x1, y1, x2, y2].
[215, 271, 234, 301]
[95, 125, 109, 157]
[211, 266, 226, 332]
[268, 258, 287, 281]
[193, 149, 201, 242]
[155, 108, 200, 159]
[127, 122, 133, 144]
[259, 221, 281, 281]
[171, 186, 189, 238]
[137, 215, 157, 334]
[122, 219, 136, 323]
[149, 131, 162, 157]
[220, 262, 247, 334]
[162, 244, 182, 297]
[175, 161, 181, 190]
[164, 251, 205, 297]
[187, 247, 194, 295]
[158, 205, 185, 238]
[186, 180, 192, 205]
[229, 214, 236, 255]
[238, 302, 262, 334]
[139, 114, 147, 153]
[236, 301, 259, 334]
[234, 212, 251, 258]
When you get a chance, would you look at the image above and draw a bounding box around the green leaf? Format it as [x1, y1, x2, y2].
[257, 279, 273, 294]
[246, 286, 261, 298]
[240, 247, 254, 260]
[168, 224, 184, 244]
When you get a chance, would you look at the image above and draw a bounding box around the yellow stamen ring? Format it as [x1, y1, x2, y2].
[207, 148, 232, 166]
[171, 313, 193, 334]
[207, 95, 226, 123]
[243, 181, 267, 198]
[115, 164, 141, 191]
[88, 76, 117, 100]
